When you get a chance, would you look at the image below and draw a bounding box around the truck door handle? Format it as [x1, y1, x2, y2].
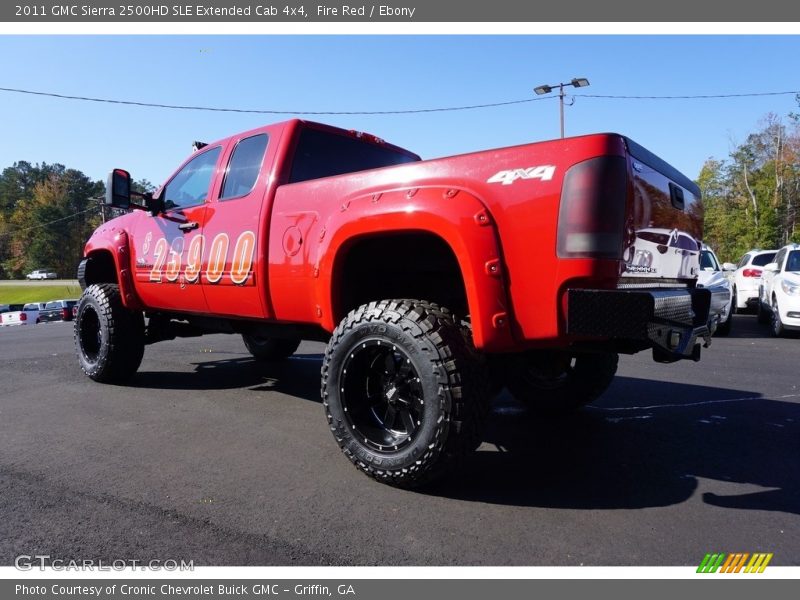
[178, 221, 199, 232]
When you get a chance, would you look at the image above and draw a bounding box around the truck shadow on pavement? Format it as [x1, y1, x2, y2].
[434, 378, 800, 515]
[129, 353, 799, 516]
[129, 353, 326, 395]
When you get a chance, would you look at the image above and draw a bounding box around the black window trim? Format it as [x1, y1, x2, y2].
[218, 132, 270, 202]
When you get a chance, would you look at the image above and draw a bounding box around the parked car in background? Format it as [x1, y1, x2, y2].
[39, 299, 79, 323]
[0, 308, 40, 326]
[730, 249, 778, 312]
[697, 245, 733, 336]
[758, 243, 800, 336]
[23, 302, 48, 311]
[26, 269, 58, 280]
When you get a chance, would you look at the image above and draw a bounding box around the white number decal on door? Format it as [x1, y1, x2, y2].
[230, 231, 256, 285]
[146, 231, 254, 285]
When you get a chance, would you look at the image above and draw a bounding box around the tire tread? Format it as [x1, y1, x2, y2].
[321, 299, 489, 488]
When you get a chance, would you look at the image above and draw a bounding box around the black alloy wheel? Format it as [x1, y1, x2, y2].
[339, 340, 425, 452]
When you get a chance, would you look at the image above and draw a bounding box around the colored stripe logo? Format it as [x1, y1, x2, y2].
[697, 552, 773, 573]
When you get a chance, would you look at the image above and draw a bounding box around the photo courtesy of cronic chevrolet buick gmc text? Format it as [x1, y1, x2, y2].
[73, 120, 714, 487]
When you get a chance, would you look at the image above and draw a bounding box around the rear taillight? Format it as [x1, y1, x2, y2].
[72, 306, 78, 318]
[742, 268, 762, 278]
[557, 156, 628, 259]
[62, 308, 70, 320]
[19, 313, 27, 321]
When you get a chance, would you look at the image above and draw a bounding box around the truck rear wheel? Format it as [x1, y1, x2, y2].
[242, 334, 301, 361]
[506, 351, 618, 415]
[74, 283, 144, 383]
[321, 299, 489, 488]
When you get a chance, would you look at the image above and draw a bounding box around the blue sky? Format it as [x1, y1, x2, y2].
[0, 35, 798, 185]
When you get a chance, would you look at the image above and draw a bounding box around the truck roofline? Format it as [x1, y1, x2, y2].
[187, 118, 421, 165]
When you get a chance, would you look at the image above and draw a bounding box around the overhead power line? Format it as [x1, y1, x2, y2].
[0, 86, 799, 116]
[0, 86, 550, 115]
[580, 91, 800, 100]
[0, 206, 99, 238]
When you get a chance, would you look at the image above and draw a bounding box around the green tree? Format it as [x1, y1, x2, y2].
[697, 115, 800, 262]
[1, 164, 103, 278]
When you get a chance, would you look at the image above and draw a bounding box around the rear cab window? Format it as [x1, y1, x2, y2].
[288, 127, 417, 184]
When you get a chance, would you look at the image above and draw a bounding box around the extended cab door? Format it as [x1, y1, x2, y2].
[130, 145, 223, 313]
[200, 129, 276, 318]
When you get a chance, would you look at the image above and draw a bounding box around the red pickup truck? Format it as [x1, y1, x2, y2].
[75, 120, 710, 487]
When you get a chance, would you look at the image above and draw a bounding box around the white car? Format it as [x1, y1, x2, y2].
[758, 243, 800, 336]
[728, 249, 778, 312]
[697, 245, 733, 336]
[0, 308, 40, 326]
[26, 269, 57, 280]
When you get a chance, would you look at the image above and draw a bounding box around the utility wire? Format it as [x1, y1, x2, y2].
[0, 86, 799, 115]
[0, 206, 100, 237]
[0, 86, 551, 115]
[579, 91, 800, 100]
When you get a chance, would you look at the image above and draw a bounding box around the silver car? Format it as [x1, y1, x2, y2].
[697, 245, 733, 336]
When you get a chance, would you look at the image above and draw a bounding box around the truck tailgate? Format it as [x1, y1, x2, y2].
[622, 138, 703, 283]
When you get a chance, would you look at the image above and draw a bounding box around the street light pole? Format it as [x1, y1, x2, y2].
[534, 77, 590, 139]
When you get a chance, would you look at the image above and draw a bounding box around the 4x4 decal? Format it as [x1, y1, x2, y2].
[487, 165, 556, 186]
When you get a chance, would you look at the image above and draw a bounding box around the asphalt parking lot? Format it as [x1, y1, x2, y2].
[1, 315, 798, 566]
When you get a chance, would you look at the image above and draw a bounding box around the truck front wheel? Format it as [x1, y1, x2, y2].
[242, 334, 301, 361]
[74, 283, 145, 383]
[506, 351, 618, 415]
[321, 299, 489, 488]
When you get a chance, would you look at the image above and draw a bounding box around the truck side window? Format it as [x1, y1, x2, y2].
[220, 134, 269, 200]
[163, 146, 222, 210]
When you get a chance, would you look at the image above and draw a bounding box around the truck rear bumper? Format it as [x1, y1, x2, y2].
[567, 287, 712, 362]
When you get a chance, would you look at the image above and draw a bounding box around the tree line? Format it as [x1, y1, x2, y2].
[698, 112, 800, 263]
[1, 108, 799, 279]
[0, 162, 151, 279]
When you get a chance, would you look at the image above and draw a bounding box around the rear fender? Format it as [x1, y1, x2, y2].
[321, 187, 515, 351]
